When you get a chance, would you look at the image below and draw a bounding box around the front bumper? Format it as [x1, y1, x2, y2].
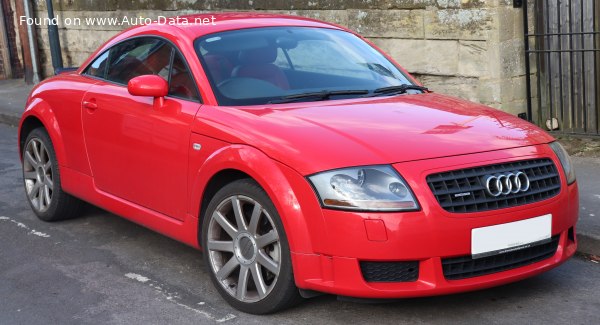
[288, 144, 579, 298]
[292, 227, 576, 298]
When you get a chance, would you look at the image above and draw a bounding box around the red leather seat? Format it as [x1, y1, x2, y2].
[232, 46, 290, 89]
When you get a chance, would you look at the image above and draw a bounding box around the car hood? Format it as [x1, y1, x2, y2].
[197, 93, 554, 175]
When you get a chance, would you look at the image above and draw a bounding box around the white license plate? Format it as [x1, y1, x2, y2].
[471, 214, 552, 259]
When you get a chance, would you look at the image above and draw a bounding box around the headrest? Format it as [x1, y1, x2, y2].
[238, 46, 278, 65]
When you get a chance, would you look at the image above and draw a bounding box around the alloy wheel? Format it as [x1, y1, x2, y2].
[207, 195, 281, 303]
[23, 138, 54, 212]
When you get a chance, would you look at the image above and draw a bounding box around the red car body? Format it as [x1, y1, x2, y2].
[19, 13, 577, 300]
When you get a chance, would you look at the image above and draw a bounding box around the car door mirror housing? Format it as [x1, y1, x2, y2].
[128, 75, 169, 107]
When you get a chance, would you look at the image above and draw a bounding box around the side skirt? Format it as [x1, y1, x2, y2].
[60, 166, 200, 249]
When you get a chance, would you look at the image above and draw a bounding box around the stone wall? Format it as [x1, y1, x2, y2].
[30, 0, 527, 114]
[5, 0, 25, 78]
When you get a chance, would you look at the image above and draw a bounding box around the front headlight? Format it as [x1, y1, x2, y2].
[549, 141, 576, 184]
[308, 165, 419, 211]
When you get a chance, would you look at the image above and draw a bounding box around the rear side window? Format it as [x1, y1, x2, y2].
[106, 38, 173, 85]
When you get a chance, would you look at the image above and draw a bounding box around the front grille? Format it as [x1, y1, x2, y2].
[442, 235, 560, 280]
[360, 261, 419, 282]
[426, 158, 561, 213]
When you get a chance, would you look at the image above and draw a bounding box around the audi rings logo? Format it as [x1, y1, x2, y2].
[482, 172, 530, 197]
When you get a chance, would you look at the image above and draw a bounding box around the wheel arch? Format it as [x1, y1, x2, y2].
[198, 168, 252, 237]
[18, 99, 67, 167]
[190, 143, 314, 254]
[19, 116, 44, 154]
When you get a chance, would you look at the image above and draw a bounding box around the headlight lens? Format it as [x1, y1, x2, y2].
[549, 141, 576, 184]
[308, 165, 419, 211]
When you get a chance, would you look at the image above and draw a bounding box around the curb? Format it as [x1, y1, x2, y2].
[0, 113, 20, 127]
[577, 233, 600, 257]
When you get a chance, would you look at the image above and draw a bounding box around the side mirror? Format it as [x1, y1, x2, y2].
[128, 75, 168, 108]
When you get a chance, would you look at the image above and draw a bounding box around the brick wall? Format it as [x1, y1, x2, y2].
[31, 0, 527, 115]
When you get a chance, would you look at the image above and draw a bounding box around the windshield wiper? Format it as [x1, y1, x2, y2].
[364, 84, 428, 97]
[269, 90, 369, 104]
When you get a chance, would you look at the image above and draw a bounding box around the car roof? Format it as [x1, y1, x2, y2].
[141, 12, 345, 38]
[80, 12, 347, 66]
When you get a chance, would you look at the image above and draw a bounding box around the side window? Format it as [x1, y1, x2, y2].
[85, 51, 109, 78]
[169, 52, 199, 101]
[106, 38, 173, 84]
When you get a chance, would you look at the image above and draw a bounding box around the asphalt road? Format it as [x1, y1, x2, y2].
[0, 123, 598, 324]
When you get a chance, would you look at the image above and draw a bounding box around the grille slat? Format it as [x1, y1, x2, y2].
[426, 160, 556, 182]
[432, 185, 486, 196]
[442, 236, 560, 280]
[439, 185, 561, 209]
[427, 159, 561, 213]
[527, 174, 560, 182]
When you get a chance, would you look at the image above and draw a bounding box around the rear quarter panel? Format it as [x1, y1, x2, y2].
[20, 74, 98, 175]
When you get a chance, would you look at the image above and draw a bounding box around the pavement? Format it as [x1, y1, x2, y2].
[571, 157, 600, 256]
[0, 79, 34, 126]
[0, 122, 598, 324]
[1, 78, 599, 255]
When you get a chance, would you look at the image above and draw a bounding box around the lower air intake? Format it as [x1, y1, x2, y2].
[442, 235, 560, 280]
[360, 261, 419, 282]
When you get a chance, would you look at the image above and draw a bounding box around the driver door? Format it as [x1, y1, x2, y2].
[81, 37, 202, 220]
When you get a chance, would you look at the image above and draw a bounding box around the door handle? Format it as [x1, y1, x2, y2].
[83, 100, 98, 110]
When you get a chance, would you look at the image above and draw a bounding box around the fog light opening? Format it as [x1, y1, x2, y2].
[568, 227, 576, 243]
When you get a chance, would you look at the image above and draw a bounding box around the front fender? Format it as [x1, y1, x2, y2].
[188, 135, 324, 254]
[19, 98, 68, 167]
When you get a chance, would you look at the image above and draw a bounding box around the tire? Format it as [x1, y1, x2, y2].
[22, 127, 84, 221]
[202, 179, 302, 314]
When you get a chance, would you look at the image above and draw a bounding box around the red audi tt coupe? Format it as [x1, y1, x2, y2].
[18, 13, 578, 314]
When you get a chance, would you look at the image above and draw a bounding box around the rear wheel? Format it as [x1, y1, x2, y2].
[202, 179, 301, 314]
[22, 127, 84, 221]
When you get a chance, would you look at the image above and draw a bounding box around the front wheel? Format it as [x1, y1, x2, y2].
[202, 179, 301, 314]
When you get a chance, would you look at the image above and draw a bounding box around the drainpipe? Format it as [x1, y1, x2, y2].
[46, 0, 63, 74]
[23, 0, 40, 83]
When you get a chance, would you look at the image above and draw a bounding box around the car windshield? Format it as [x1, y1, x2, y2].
[194, 27, 418, 106]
